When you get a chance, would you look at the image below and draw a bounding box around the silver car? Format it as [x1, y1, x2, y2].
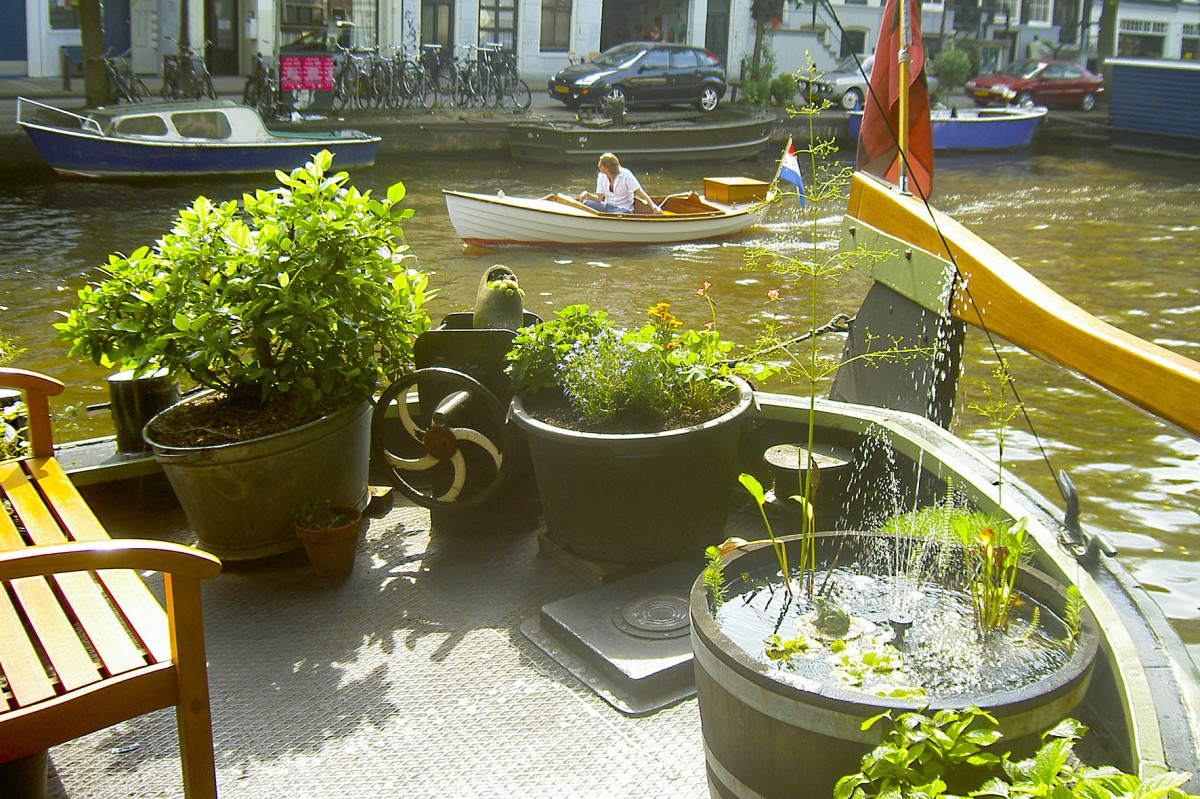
[801, 54, 938, 110]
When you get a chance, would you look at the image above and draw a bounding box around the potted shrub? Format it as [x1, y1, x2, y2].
[506, 298, 774, 572]
[55, 150, 431, 559]
[293, 499, 363, 578]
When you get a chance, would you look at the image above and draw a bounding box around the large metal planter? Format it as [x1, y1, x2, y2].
[689, 534, 1101, 799]
[144, 397, 372, 561]
[510, 377, 753, 568]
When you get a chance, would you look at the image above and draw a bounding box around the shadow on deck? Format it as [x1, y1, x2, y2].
[43, 475, 708, 798]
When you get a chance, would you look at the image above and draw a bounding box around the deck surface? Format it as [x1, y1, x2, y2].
[41, 475, 709, 798]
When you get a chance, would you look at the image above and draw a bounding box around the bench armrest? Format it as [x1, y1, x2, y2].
[0, 367, 66, 458]
[0, 539, 221, 582]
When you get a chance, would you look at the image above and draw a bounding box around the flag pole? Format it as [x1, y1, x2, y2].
[896, 0, 911, 194]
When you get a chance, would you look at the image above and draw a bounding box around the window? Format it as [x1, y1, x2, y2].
[1184, 23, 1199, 60]
[1024, 0, 1051, 25]
[838, 29, 867, 59]
[170, 112, 233, 139]
[114, 116, 168, 136]
[48, 0, 79, 29]
[640, 48, 670, 70]
[422, 0, 453, 48]
[541, 0, 571, 51]
[479, 0, 517, 49]
[672, 49, 700, 69]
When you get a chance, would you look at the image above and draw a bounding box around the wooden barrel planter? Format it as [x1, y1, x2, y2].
[689, 534, 1100, 799]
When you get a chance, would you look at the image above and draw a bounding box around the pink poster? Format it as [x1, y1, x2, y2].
[280, 56, 334, 91]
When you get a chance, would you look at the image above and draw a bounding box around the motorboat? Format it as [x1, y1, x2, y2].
[507, 110, 773, 164]
[849, 103, 1048, 150]
[443, 178, 772, 246]
[15, 96, 379, 178]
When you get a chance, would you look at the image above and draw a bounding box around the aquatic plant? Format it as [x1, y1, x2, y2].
[834, 708, 1199, 799]
[733, 52, 935, 597]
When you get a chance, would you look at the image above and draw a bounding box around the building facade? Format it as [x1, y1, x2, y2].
[3, 0, 1195, 86]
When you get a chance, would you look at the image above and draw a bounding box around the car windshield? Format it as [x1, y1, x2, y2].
[1000, 60, 1044, 78]
[593, 44, 648, 69]
[834, 55, 870, 74]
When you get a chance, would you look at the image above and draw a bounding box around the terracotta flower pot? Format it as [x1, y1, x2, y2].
[294, 506, 363, 578]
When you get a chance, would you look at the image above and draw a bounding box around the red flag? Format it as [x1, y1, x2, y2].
[856, 0, 934, 199]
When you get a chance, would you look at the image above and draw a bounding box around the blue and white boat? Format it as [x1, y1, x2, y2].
[15, 97, 379, 178]
[849, 104, 1048, 151]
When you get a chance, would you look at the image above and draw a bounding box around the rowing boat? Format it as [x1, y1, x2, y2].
[443, 179, 771, 246]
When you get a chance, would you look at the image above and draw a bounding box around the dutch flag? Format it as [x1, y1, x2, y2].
[777, 137, 806, 208]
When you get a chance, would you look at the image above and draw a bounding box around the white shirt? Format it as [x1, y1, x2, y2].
[595, 167, 642, 213]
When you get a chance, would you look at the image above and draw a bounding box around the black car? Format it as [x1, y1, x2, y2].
[548, 42, 726, 112]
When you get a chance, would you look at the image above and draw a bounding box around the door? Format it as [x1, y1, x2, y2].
[206, 0, 239, 75]
[628, 46, 670, 102]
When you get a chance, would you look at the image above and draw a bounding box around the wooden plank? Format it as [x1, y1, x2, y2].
[0, 475, 101, 694]
[2, 464, 148, 676]
[0, 586, 57, 707]
[27, 458, 171, 661]
[846, 171, 1200, 438]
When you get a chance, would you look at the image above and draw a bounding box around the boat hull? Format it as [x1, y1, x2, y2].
[508, 112, 773, 164]
[443, 190, 769, 246]
[19, 123, 378, 178]
[848, 106, 1047, 150]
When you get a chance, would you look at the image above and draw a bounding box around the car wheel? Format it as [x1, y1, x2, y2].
[696, 85, 720, 112]
[1015, 90, 1035, 107]
[1080, 92, 1096, 112]
[840, 88, 863, 111]
[604, 86, 627, 106]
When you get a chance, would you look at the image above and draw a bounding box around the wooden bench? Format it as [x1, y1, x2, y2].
[0, 368, 221, 798]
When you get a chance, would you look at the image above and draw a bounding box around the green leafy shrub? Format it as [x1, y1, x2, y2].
[769, 72, 798, 105]
[56, 151, 432, 418]
[506, 294, 775, 433]
[932, 49, 972, 103]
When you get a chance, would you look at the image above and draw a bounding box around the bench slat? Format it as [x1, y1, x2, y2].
[28, 458, 171, 662]
[0, 493, 102, 694]
[2, 463, 149, 677]
[0, 586, 58, 707]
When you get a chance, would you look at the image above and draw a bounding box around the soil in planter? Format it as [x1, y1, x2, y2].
[146, 393, 350, 448]
[715, 562, 1075, 700]
[520, 387, 738, 434]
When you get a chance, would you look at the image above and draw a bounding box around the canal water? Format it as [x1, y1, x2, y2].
[1, 138, 1197, 663]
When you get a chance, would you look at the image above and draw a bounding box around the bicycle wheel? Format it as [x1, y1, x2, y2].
[418, 74, 437, 109]
[243, 76, 260, 107]
[256, 86, 279, 121]
[202, 74, 217, 100]
[509, 79, 531, 110]
[162, 67, 177, 101]
[130, 76, 151, 102]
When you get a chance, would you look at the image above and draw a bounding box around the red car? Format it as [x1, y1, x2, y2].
[965, 59, 1104, 111]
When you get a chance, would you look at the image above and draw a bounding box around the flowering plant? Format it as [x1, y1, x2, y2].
[506, 286, 776, 433]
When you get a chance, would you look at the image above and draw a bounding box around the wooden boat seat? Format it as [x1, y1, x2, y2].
[0, 367, 222, 798]
[548, 193, 602, 214]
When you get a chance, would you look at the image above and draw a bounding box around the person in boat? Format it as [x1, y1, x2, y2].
[577, 153, 663, 215]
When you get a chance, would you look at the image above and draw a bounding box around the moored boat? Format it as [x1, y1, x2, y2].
[15, 97, 379, 178]
[849, 104, 1048, 150]
[507, 110, 773, 164]
[443, 178, 772, 246]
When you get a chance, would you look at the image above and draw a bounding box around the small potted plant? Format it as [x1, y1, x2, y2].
[506, 296, 774, 571]
[293, 499, 363, 578]
[55, 150, 431, 559]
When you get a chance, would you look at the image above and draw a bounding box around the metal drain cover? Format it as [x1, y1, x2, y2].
[614, 594, 690, 639]
[520, 559, 700, 715]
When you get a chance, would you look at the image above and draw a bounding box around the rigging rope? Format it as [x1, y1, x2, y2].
[816, 0, 1066, 501]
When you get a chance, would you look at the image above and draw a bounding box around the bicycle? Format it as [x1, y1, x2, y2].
[487, 45, 531, 109]
[242, 55, 290, 121]
[162, 38, 216, 101]
[333, 45, 377, 109]
[102, 49, 150, 104]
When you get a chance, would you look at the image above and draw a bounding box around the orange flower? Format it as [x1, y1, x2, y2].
[696, 281, 712, 297]
[767, 288, 780, 301]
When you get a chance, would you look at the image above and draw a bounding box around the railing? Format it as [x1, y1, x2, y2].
[16, 97, 105, 136]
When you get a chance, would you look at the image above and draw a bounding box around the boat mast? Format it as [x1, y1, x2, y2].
[896, 0, 911, 193]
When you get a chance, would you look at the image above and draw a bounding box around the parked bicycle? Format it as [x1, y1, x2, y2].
[102, 49, 150, 104]
[162, 38, 217, 102]
[242, 55, 290, 120]
[486, 45, 531, 109]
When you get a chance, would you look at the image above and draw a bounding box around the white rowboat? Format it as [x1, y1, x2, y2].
[443, 187, 771, 246]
